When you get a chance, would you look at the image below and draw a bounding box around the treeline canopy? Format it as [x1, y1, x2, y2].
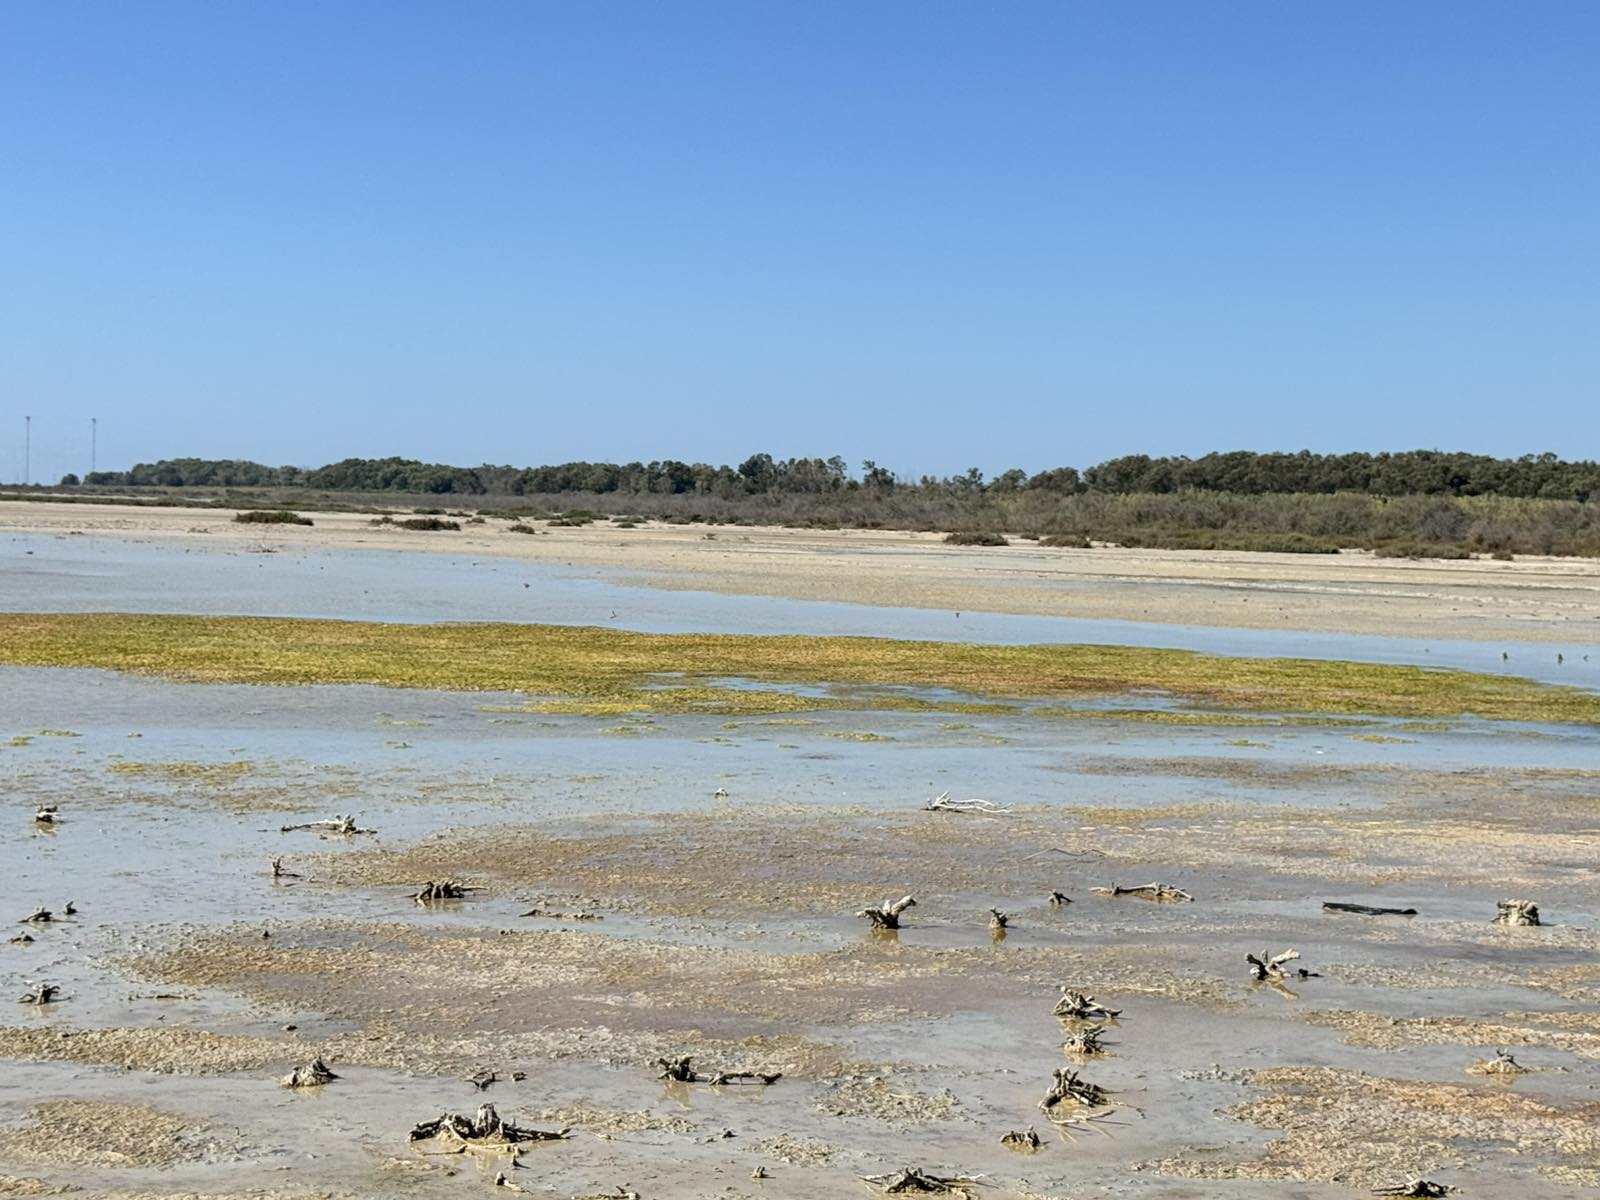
[76, 450, 1600, 501]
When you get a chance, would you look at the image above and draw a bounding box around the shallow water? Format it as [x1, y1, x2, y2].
[4, 531, 1597, 688]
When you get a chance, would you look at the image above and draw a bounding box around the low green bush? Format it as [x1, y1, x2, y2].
[234, 510, 313, 526]
[944, 531, 1008, 547]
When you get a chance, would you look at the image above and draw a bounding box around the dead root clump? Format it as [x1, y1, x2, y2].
[0, 1101, 243, 1169]
[1148, 1065, 1600, 1188]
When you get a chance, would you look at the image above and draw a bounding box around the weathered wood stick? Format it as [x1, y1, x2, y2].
[1323, 901, 1417, 916]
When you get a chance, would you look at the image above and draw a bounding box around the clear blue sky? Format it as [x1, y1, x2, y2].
[3, 1, 1596, 484]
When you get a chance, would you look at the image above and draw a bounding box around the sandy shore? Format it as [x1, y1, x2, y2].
[4, 499, 1600, 642]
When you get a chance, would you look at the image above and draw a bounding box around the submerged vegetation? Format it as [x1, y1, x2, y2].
[0, 613, 1595, 726]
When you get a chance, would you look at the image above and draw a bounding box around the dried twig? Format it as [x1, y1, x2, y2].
[923, 792, 1010, 815]
[1053, 988, 1120, 1020]
[19, 907, 52, 924]
[1047, 891, 1071, 906]
[858, 895, 917, 929]
[17, 982, 60, 1005]
[656, 1056, 779, 1087]
[1090, 882, 1191, 903]
[280, 814, 372, 835]
[270, 857, 302, 879]
[1371, 1182, 1455, 1197]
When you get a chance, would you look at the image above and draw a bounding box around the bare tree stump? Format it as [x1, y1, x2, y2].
[1246, 949, 1301, 981]
[1494, 899, 1540, 926]
[1372, 1182, 1455, 1197]
[1000, 1126, 1042, 1152]
[1039, 1066, 1108, 1117]
[1053, 988, 1120, 1019]
[1090, 882, 1192, 903]
[1467, 1049, 1529, 1076]
[19, 907, 52, 924]
[861, 1168, 985, 1196]
[657, 1055, 698, 1082]
[988, 909, 1009, 931]
[409, 1103, 567, 1146]
[413, 879, 482, 902]
[1063, 1026, 1106, 1056]
[923, 793, 1010, 815]
[280, 1057, 339, 1087]
[17, 982, 60, 1005]
[858, 895, 917, 929]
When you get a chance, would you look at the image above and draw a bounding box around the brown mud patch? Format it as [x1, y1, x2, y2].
[0, 1102, 243, 1170]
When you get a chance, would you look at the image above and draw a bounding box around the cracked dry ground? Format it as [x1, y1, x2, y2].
[6, 759, 1600, 1198]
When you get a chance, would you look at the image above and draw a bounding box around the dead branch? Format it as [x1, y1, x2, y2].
[1000, 1126, 1041, 1152]
[655, 1056, 778, 1087]
[1323, 901, 1417, 916]
[522, 907, 600, 921]
[1467, 1049, 1529, 1076]
[923, 793, 1010, 815]
[858, 895, 917, 929]
[33, 805, 57, 824]
[1494, 899, 1540, 926]
[988, 909, 1009, 931]
[270, 857, 302, 879]
[1371, 1182, 1455, 1197]
[1063, 1026, 1107, 1056]
[1039, 1067, 1109, 1116]
[494, 1172, 528, 1193]
[19, 907, 52, 924]
[413, 879, 483, 902]
[280, 1057, 339, 1087]
[709, 1070, 782, 1086]
[409, 1103, 568, 1147]
[8, 932, 33, 944]
[1053, 988, 1120, 1020]
[280, 814, 372, 835]
[63, 900, 75, 915]
[861, 1167, 986, 1196]
[1047, 891, 1071, 906]
[1090, 882, 1191, 903]
[17, 982, 60, 1005]
[1245, 949, 1300, 981]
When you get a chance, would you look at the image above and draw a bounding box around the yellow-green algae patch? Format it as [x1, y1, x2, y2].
[0, 612, 1596, 725]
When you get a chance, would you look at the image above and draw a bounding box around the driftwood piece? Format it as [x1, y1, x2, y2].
[1371, 1183, 1455, 1197]
[1467, 1049, 1529, 1076]
[988, 909, 1009, 931]
[1246, 949, 1300, 981]
[9, 932, 33, 944]
[1323, 901, 1417, 916]
[858, 895, 917, 929]
[522, 907, 600, 921]
[656, 1056, 778, 1086]
[1047, 891, 1071, 906]
[1039, 1067, 1108, 1116]
[413, 879, 482, 902]
[280, 814, 372, 835]
[280, 1057, 339, 1087]
[923, 792, 1010, 815]
[1054, 988, 1120, 1020]
[19, 907, 52, 924]
[494, 1171, 528, 1193]
[861, 1168, 986, 1196]
[1063, 1026, 1107, 1056]
[1000, 1126, 1042, 1152]
[1090, 882, 1192, 903]
[408, 1103, 567, 1146]
[17, 982, 60, 1005]
[33, 805, 57, 824]
[1494, 899, 1540, 926]
[64, 900, 76, 916]
[271, 857, 302, 879]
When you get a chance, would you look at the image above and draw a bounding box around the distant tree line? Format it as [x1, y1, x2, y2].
[71, 449, 1600, 502]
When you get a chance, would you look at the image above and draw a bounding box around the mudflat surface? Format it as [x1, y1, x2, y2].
[5, 498, 1600, 643]
[4, 666, 1600, 1198]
